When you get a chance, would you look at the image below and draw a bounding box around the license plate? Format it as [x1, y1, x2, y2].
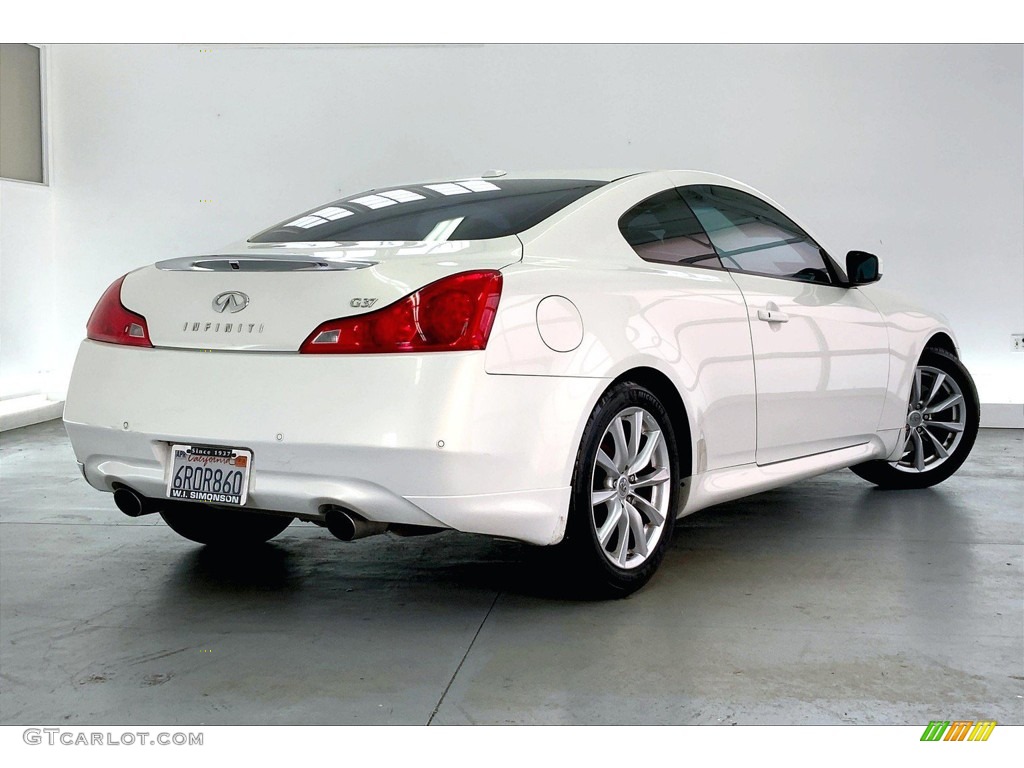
[166, 444, 251, 506]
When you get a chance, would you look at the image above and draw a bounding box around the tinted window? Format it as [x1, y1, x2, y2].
[680, 185, 832, 284]
[618, 189, 722, 268]
[249, 179, 604, 243]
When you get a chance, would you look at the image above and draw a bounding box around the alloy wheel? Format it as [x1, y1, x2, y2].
[589, 407, 672, 569]
[892, 364, 968, 473]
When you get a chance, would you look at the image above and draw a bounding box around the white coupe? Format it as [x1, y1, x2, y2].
[63, 170, 980, 595]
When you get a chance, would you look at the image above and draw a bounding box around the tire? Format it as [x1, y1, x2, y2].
[562, 381, 680, 597]
[159, 502, 293, 546]
[851, 347, 979, 489]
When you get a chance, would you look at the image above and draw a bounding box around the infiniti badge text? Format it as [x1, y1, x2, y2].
[181, 321, 264, 334]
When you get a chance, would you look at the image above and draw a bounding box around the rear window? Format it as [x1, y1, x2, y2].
[249, 178, 605, 243]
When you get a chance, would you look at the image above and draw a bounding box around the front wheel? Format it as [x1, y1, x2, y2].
[159, 503, 294, 546]
[851, 347, 979, 489]
[562, 382, 680, 597]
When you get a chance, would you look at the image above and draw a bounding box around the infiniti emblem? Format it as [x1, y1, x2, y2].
[212, 291, 249, 313]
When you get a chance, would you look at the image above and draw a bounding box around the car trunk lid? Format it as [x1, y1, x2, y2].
[121, 237, 521, 351]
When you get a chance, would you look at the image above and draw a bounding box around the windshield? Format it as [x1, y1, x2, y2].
[249, 178, 605, 243]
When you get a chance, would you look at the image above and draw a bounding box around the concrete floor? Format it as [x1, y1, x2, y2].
[1, 420, 1021, 725]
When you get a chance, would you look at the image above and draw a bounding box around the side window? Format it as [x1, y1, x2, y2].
[680, 185, 833, 285]
[618, 189, 723, 269]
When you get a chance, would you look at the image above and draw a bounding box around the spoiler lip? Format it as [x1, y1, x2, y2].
[155, 254, 377, 272]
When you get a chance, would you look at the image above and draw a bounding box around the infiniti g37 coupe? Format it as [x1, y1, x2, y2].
[63, 170, 979, 595]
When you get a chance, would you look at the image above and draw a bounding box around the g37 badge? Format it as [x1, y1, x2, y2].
[350, 298, 379, 308]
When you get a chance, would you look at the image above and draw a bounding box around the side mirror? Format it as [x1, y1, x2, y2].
[846, 250, 881, 285]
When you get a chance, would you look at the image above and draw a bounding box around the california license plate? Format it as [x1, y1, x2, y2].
[167, 444, 251, 506]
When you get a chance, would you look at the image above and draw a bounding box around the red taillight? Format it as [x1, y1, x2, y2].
[300, 270, 503, 354]
[86, 275, 153, 347]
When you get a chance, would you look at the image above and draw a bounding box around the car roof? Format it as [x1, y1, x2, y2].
[456, 169, 643, 183]
[453, 169, 756, 187]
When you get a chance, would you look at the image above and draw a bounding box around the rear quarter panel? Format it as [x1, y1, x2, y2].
[486, 173, 757, 473]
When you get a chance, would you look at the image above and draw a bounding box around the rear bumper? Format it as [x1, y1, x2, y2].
[63, 341, 605, 545]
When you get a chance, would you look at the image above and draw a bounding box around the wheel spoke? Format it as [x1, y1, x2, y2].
[633, 467, 671, 489]
[627, 429, 661, 475]
[592, 488, 618, 505]
[925, 372, 947, 407]
[912, 368, 922, 405]
[615, 511, 630, 566]
[921, 427, 949, 459]
[610, 416, 628, 471]
[925, 393, 963, 415]
[628, 411, 643, 464]
[626, 502, 648, 557]
[899, 427, 913, 458]
[927, 420, 964, 433]
[911, 429, 926, 471]
[597, 501, 623, 548]
[630, 493, 665, 527]
[595, 448, 618, 476]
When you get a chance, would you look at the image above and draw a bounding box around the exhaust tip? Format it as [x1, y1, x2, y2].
[323, 507, 388, 541]
[113, 487, 146, 517]
[325, 508, 356, 541]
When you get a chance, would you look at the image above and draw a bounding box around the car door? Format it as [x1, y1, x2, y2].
[680, 185, 889, 465]
[617, 188, 757, 471]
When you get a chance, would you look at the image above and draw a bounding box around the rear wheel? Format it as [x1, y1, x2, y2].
[562, 382, 679, 597]
[159, 503, 293, 545]
[851, 347, 979, 489]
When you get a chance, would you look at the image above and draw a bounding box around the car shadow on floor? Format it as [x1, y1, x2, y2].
[174, 543, 301, 592]
[163, 534, 602, 601]
[157, 479, 980, 605]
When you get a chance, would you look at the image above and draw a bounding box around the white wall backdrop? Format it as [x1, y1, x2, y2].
[3, 44, 1022, 414]
[0, 180, 55, 399]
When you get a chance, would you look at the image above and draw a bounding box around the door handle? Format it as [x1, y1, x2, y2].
[757, 308, 790, 323]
